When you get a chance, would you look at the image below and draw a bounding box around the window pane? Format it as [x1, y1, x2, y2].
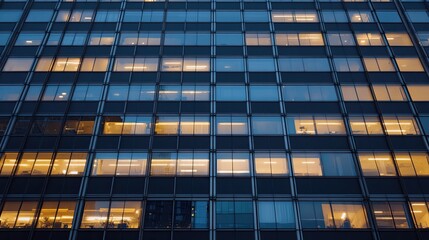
[258, 201, 295, 228]
[251, 116, 283, 135]
[358, 152, 396, 176]
[292, 153, 322, 176]
[217, 152, 250, 176]
[216, 116, 248, 135]
[254, 152, 288, 176]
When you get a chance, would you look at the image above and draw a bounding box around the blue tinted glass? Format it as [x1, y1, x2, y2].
[247, 58, 276, 72]
[216, 11, 241, 22]
[0, 86, 23, 101]
[215, 58, 245, 72]
[377, 11, 401, 23]
[0, 32, 10, 45]
[0, 10, 22, 22]
[26, 10, 54, 22]
[250, 86, 278, 101]
[216, 33, 243, 46]
[216, 86, 246, 101]
[243, 11, 269, 22]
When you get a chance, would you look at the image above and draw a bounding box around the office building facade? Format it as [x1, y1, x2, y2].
[0, 0, 429, 239]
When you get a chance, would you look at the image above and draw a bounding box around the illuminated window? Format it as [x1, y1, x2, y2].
[275, 33, 324, 46]
[283, 85, 337, 101]
[271, 10, 319, 23]
[258, 201, 295, 229]
[216, 116, 248, 135]
[158, 85, 180, 101]
[395, 58, 424, 72]
[92, 152, 147, 176]
[410, 202, 429, 228]
[372, 202, 411, 229]
[150, 152, 208, 176]
[348, 10, 374, 22]
[179, 116, 210, 135]
[245, 33, 272, 46]
[254, 152, 288, 176]
[341, 85, 373, 101]
[119, 32, 161, 45]
[51, 152, 87, 176]
[385, 33, 413, 46]
[16, 152, 53, 176]
[292, 153, 322, 176]
[154, 116, 178, 134]
[217, 152, 250, 176]
[407, 85, 429, 101]
[52, 58, 81, 71]
[182, 85, 210, 101]
[382, 116, 420, 135]
[0, 152, 18, 176]
[88, 32, 115, 45]
[80, 201, 142, 229]
[162, 58, 210, 72]
[80, 58, 109, 72]
[287, 116, 346, 135]
[154, 116, 209, 135]
[358, 152, 396, 176]
[363, 58, 395, 72]
[0, 201, 38, 228]
[3, 58, 34, 71]
[150, 152, 176, 176]
[349, 116, 384, 135]
[113, 58, 159, 71]
[327, 32, 355, 46]
[103, 116, 152, 135]
[36, 201, 76, 228]
[373, 85, 406, 101]
[394, 152, 429, 176]
[34, 58, 53, 71]
[356, 33, 384, 46]
[176, 152, 209, 176]
[300, 202, 368, 229]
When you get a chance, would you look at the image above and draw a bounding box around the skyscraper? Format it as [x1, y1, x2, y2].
[0, 0, 429, 239]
